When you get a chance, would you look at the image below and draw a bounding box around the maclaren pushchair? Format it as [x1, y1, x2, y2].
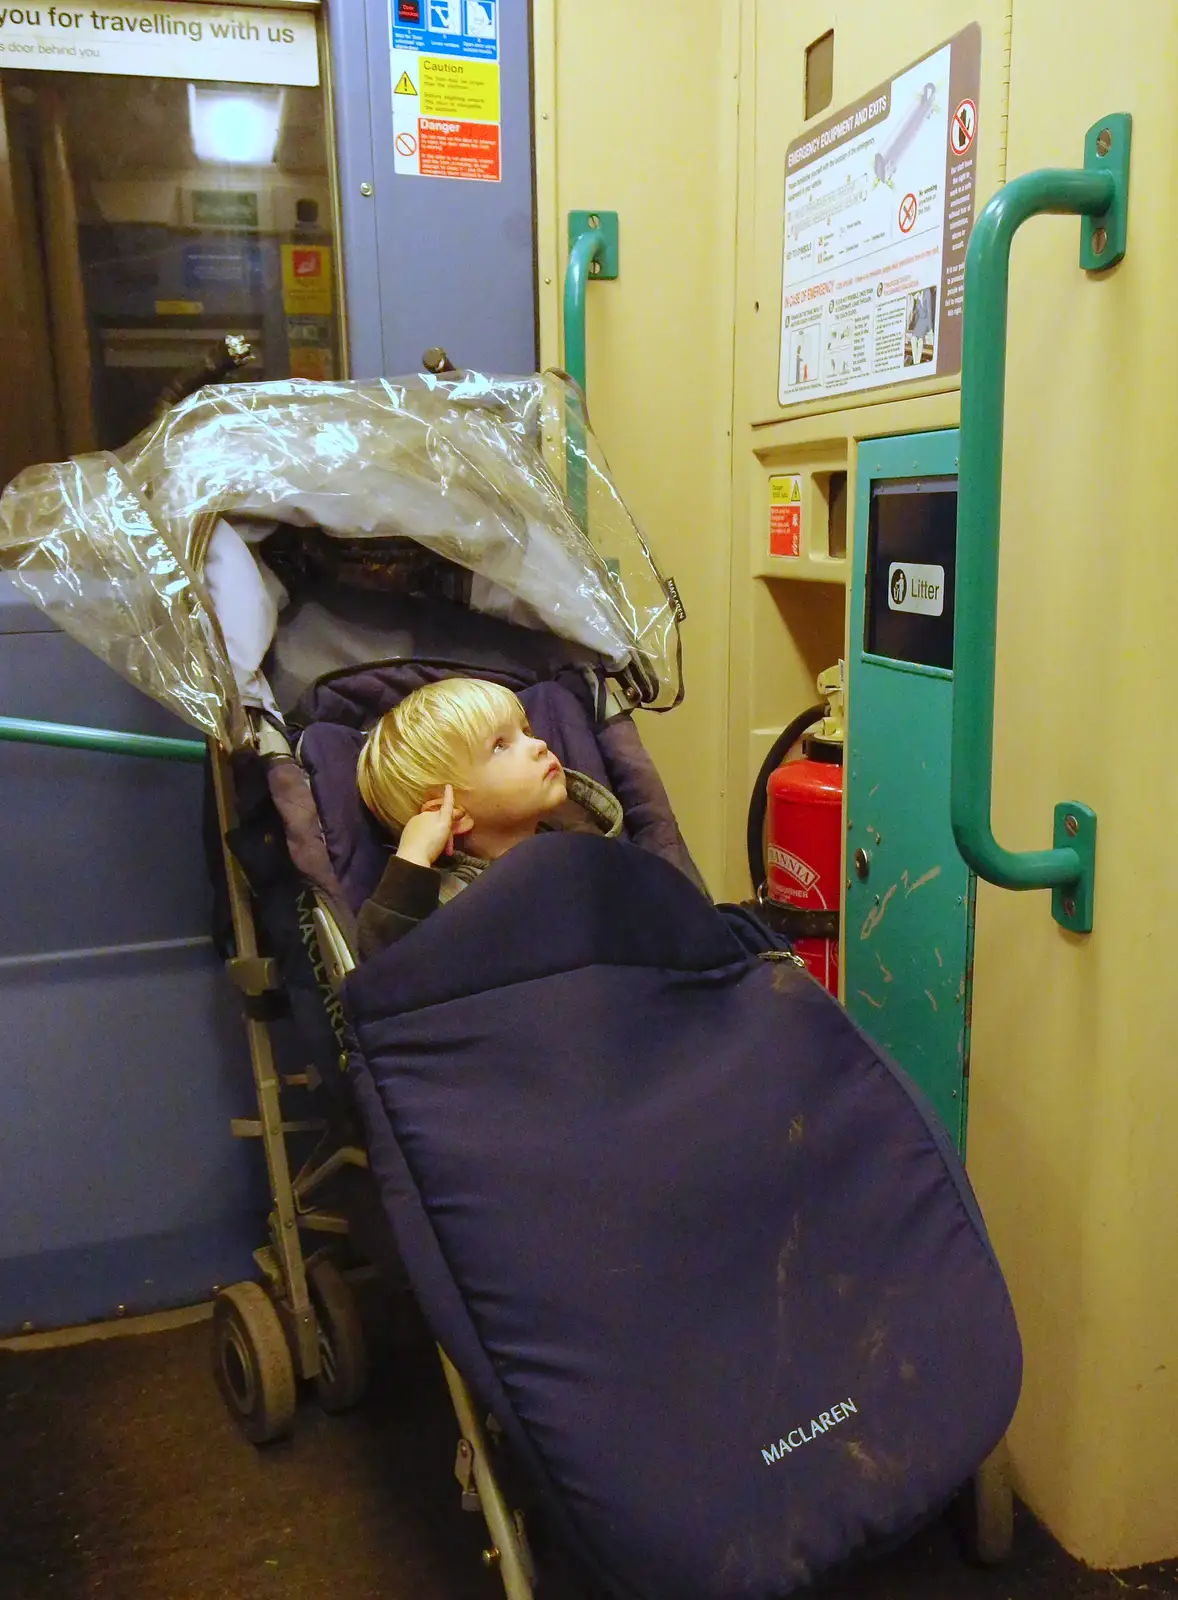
[0, 368, 1021, 1600]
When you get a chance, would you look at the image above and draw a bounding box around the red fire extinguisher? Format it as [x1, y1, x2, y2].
[748, 665, 844, 996]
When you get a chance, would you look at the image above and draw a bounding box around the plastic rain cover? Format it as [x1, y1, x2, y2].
[0, 372, 681, 747]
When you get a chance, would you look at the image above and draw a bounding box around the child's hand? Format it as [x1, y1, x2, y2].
[396, 786, 460, 868]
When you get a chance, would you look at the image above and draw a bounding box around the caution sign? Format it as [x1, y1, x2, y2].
[769, 474, 802, 558]
[420, 57, 498, 119]
[281, 244, 332, 316]
[390, 0, 501, 182]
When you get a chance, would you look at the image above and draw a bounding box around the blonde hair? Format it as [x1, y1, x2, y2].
[357, 677, 527, 829]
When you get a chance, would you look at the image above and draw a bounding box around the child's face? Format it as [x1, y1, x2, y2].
[454, 713, 567, 836]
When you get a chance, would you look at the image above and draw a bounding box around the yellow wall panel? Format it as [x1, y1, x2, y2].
[536, 0, 741, 891]
[746, 0, 1012, 425]
[965, 0, 1178, 1564]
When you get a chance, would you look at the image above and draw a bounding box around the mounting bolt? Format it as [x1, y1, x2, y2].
[482, 1547, 501, 1568]
[1096, 126, 1112, 156]
[1063, 897, 1077, 919]
[1092, 226, 1108, 256]
[359, 182, 374, 197]
[1065, 814, 1079, 837]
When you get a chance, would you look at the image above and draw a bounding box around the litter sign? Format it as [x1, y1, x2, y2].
[390, 0, 500, 180]
[769, 474, 803, 558]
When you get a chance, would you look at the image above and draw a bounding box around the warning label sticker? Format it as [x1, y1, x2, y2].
[420, 117, 500, 180]
[281, 244, 332, 316]
[778, 25, 980, 406]
[420, 56, 499, 119]
[769, 474, 803, 558]
[390, 0, 500, 182]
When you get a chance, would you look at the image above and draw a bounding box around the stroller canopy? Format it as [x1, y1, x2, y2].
[0, 371, 682, 747]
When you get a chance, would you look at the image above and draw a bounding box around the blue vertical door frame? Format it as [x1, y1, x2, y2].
[327, 0, 386, 376]
[327, 0, 538, 377]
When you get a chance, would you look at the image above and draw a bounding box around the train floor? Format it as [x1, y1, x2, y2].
[2, 1306, 1176, 1600]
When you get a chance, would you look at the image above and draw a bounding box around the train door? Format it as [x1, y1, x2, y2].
[0, 9, 340, 476]
[0, 3, 344, 1333]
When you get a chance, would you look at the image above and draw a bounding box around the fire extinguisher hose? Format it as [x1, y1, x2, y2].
[745, 702, 826, 893]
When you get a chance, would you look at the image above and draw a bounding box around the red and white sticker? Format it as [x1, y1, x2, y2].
[769, 474, 802, 558]
[951, 98, 977, 154]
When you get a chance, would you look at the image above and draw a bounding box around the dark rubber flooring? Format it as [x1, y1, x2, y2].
[2, 1310, 1176, 1600]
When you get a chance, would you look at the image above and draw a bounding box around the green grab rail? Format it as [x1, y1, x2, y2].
[951, 113, 1131, 935]
[563, 226, 607, 400]
[0, 715, 207, 763]
[563, 211, 618, 529]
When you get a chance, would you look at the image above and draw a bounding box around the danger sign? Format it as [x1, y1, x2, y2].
[898, 192, 918, 234]
[419, 117, 500, 181]
[769, 474, 802, 558]
[951, 98, 977, 154]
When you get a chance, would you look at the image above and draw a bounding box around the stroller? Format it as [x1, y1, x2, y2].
[0, 369, 1021, 1599]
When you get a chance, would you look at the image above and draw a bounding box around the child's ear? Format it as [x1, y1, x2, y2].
[420, 793, 476, 837]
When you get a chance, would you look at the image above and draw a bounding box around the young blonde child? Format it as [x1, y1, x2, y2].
[355, 677, 622, 957]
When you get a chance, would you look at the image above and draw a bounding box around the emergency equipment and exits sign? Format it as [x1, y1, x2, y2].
[391, 0, 501, 183]
[779, 25, 980, 406]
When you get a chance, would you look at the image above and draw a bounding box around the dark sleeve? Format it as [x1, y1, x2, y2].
[356, 854, 442, 961]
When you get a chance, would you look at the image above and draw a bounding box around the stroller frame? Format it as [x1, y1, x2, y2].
[208, 738, 538, 1599]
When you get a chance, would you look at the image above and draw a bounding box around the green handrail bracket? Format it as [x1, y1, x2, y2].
[0, 715, 207, 763]
[952, 113, 1131, 934]
[564, 211, 618, 531]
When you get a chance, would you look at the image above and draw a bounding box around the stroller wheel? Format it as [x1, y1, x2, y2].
[308, 1258, 367, 1413]
[212, 1282, 297, 1444]
[952, 1439, 1014, 1565]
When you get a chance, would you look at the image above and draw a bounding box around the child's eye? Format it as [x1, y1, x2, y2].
[493, 737, 508, 753]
